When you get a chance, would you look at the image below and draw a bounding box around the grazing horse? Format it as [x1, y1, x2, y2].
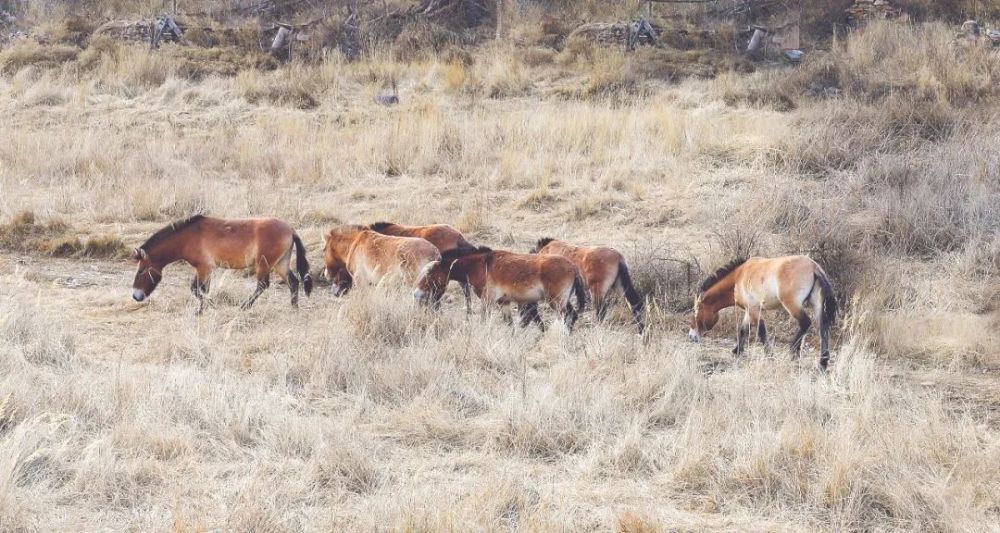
[368, 222, 475, 253]
[322, 225, 441, 296]
[130, 215, 312, 313]
[688, 255, 838, 370]
[530, 237, 644, 332]
[415, 247, 586, 331]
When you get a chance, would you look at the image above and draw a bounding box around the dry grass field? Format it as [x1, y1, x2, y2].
[0, 4, 998, 530]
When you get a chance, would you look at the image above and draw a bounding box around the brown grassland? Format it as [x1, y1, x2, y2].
[0, 3, 998, 530]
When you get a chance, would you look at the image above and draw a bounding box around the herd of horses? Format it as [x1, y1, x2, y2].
[129, 215, 838, 369]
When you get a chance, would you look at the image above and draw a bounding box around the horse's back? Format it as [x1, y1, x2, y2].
[486, 252, 573, 303]
[379, 223, 467, 252]
[738, 256, 821, 308]
[199, 217, 295, 268]
[541, 241, 620, 285]
[420, 224, 468, 251]
[201, 217, 293, 237]
[368, 233, 440, 278]
[536, 254, 580, 284]
[581, 245, 622, 271]
[765, 255, 820, 279]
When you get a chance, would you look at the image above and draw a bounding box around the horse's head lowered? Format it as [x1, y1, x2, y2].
[688, 258, 746, 341]
[130, 247, 162, 302]
[129, 215, 205, 303]
[413, 261, 445, 305]
[688, 295, 720, 342]
[323, 226, 366, 295]
[414, 246, 491, 306]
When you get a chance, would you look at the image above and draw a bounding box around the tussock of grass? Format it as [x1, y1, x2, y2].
[0, 211, 126, 258]
[0, 41, 79, 74]
[236, 64, 335, 109]
[469, 46, 532, 99]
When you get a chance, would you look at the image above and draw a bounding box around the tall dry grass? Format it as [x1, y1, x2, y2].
[0, 278, 997, 530]
[0, 17, 997, 531]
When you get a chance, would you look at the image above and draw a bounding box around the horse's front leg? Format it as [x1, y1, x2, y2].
[519, 303, 545, 331]
[551, 293, 578, 332]
[191, 265, 212, 315]
[500, 303, 514, 326]
[733, 309, 751, 356]
[757, 318, 771, 353]
[462, 280, 472, 315]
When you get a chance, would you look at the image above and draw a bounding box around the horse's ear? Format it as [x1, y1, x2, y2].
[323, 233, 330, 243]
[130, 248, 146, 262]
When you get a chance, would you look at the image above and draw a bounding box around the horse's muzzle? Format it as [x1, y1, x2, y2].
[687, 328, 700, 342]
[132, 289, 146, 302]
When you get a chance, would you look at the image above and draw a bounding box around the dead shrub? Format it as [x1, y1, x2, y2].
[624, 242, 698, 313]
[393, 22, 460, 62]
[713, 227, 762, 264]
[520, 46, 556, 67]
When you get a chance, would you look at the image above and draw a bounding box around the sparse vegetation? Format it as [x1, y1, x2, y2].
[0, 3, 997, 530]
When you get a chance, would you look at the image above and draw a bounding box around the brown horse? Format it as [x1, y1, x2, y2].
[530, 237, 644, 332]
[688, 255, 838, 369]
[322, 225, 441, 297]
[368, 222, 475, 253]
[130, 215, 312, 313]
[416, 247, 586, 330]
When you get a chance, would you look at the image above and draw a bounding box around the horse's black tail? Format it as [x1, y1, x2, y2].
[572, 273, 587, 313]
[816, 269, 837, 370]
[292, 233, 313, 296]
[817, 271, 837, 331]
[617, 260, 645, 332]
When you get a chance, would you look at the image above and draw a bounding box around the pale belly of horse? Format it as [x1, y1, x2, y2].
[210, 255, 253, 269]
[208, 244, 260, 270]
[492, 283, 544, 303]
[745, 293, 783, 310]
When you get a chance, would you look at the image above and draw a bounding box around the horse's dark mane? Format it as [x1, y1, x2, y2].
[368, 222, 395, 232]
[530, 237, 556, 253]
[441, 245, 492, 263]
[698, 258, 748, 295]
[140, 215, 205, 251]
